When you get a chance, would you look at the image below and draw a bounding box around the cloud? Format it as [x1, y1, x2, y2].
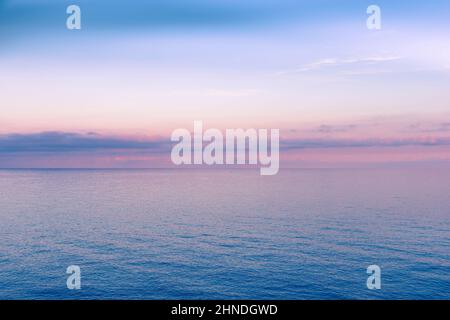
[281, 136, 450, 150]
[313, 124, 357, 134]
[2, 131, 450, 156]
[277, 56, 402, 75]
[171, 89, 261, 97]
[0, 132, 170, 153]
[407, 122, 450, 133]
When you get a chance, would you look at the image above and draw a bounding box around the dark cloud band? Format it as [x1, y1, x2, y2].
[1, 131, 449, 155]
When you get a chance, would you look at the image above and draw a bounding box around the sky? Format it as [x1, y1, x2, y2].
[1, 0, 450, 168]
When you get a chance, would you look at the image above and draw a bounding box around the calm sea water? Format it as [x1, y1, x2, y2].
[0, 168, 449, 299]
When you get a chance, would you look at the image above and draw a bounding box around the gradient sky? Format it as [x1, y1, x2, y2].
[1, 0, 450, 168]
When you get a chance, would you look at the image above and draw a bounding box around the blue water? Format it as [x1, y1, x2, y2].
[0, 168, 449, 299]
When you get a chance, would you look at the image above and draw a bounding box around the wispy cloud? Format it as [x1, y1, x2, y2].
[281, 136, 450, 150]
[171, 89, 261, 97]
[406, 122, 450, 133]
[277, 56, 402, 75]
[313, 124, 358, 134]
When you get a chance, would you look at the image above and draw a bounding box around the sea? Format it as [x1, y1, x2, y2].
[0, 168, 449, 299]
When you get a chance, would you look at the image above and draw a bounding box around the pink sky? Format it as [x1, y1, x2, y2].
[1, 1, 450, 168]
